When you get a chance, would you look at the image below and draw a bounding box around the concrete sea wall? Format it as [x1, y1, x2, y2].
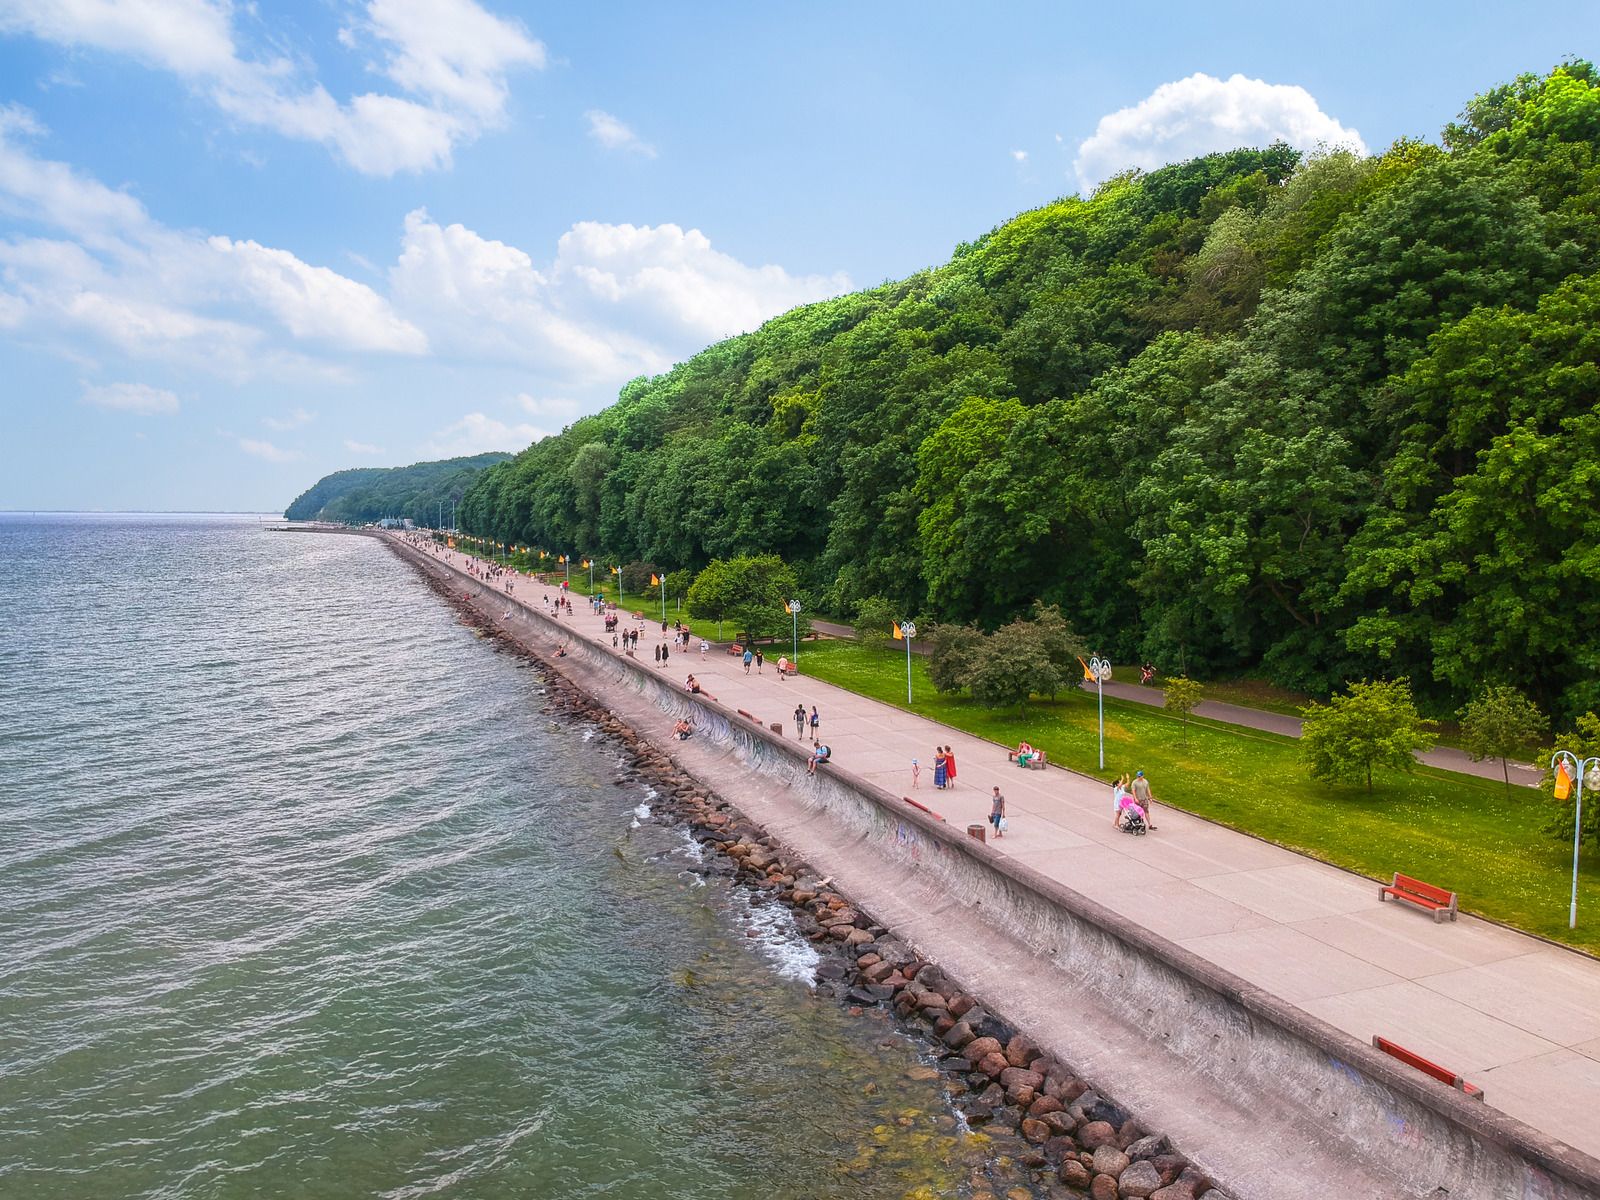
[394, 536, 1600, 1200]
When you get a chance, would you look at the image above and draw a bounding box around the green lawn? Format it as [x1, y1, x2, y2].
[801, 641, 1599, 955]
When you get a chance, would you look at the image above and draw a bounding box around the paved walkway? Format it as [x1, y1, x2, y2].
[403, 537, 1600, 1162]
[811, 619, 1539, 787]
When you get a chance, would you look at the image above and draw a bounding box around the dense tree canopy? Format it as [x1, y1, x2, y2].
[285, 454, 509, 525]
[458, 63, 1600, 721]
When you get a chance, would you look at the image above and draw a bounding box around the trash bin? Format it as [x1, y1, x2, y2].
[966, 823, 986, 843]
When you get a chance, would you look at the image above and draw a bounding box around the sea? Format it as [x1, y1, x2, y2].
[0, 514, 1019, 1200]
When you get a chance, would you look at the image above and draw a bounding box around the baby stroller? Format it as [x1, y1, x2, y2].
[1119, 806, 1148, 836]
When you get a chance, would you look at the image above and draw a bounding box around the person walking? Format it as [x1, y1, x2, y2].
[794, 704, 806, 738]
[809, 705, 820, 739]
[755, 648, 764, 674]
[654, 643, 662, 666]
[943, 745, 957, 788]
[1131, 769, 1158, 830]
[743, 648, 754, 675]
[700, 639, 708, 662]
[661, 643, 669, 668]
[989, 786, 1006, 838]
[933, 746, 948, 790]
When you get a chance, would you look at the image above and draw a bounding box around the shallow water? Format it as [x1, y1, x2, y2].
[0, 516, 1036, 1200]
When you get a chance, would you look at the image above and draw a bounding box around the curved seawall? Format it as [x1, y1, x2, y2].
[389, 534, 1600, 1200]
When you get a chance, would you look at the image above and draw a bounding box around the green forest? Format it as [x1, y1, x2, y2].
[459, 64, 1600, 723]
[284, 453, 510, 525]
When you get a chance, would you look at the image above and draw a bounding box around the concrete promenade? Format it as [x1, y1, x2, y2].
[408, 537, 1600, 1163]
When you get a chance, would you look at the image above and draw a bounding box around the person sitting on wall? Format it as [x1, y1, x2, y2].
[807, 742, 831, 774]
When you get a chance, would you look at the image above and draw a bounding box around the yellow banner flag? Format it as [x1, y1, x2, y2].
[650, 574, 660, 585]
[893, 622, 903, 640]
[1555, 761, 1573, 801]
[1078, 656, 1095, 683]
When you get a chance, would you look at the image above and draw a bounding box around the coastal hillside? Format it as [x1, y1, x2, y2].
[284, 453, 510, 525]
[461, 63, 1600, 719]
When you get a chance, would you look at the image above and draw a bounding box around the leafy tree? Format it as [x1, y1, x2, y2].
[686, 555, 801, 645]
[927, 623, 985, 695]
[969, 619, 1060, 712]
[1164, 677, 1204, 746]
[621, 561, 662, 595]
[1300, 679, 1436, 792]
[1027, 602, 1087, 699]
[853, 596, 902, 653]
[662, 569, 693, 605]
[1458, 686, 1547, 793]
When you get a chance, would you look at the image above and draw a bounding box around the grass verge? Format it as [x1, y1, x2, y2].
[802, 641, 1597, 955]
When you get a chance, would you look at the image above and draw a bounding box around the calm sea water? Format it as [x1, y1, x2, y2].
[0, 515, 1008, 1200]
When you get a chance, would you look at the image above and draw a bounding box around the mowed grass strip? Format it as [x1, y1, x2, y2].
[799, 640, 1600, 955]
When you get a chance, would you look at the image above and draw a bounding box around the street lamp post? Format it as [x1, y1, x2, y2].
[788, 599, 802, 665]
[1089, 654, 1112, 770]
[1551, 750, 1600, 929]
[901, 620, 916, 705]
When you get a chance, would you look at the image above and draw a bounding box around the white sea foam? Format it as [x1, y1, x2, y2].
[581, 729, 596, 743]
[732, 890, 820, 985]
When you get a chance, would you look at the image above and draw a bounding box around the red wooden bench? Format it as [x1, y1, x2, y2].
[1378, 873, 1458, 922]
[1372, 1035, 1484, 1100]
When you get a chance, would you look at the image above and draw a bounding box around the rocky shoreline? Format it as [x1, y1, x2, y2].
[403, 551, 1230, 1200]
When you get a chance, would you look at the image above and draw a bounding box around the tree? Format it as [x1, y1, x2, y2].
[686, 554, 800, 645]
[1300, 679, 1435, 792]
[1458, 686, 1547, 793]
[969, 619, 1060, 712]
[927, 623, 985, 695]
[621, 561, 661, 595]
[852, 596, 903, 653]
[1027, 602, 1087, 700]
[1164, 677, 1204, 745]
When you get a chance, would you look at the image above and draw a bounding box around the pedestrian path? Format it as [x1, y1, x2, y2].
[811, 619, 1539, 787]
[407, 537, 1600, 1162]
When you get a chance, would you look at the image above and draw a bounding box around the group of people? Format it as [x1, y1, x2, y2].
[920, 745, 957, 789]
[1113, 771, 1158, 832]
[792, 703, 819, 739]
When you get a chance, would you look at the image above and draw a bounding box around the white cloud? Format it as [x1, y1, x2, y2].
[209, 236, 427, 353]
[585, 109, 655, 157]
[424, 411, 539, 457]
[81, 380, 178, 414]
[552, 220, 852, 342]
[344, 438, 385, 455]
[1074, 73, 1366, 191]
[1011, 149, 1027, 163]
[0, 0, 544, 175]
[389, 211, 852, 386]
[0, 116, 422, 375]
[237, 436, 300, 462]
[262, 406, 315, 431]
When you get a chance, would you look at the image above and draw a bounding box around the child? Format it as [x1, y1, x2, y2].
[911, 758, 920, 789]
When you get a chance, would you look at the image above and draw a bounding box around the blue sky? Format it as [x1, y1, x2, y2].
[0, 1, 1592, 512]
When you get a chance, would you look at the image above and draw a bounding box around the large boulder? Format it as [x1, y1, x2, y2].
[1090, 1144, 1130, 1179]
[1117, 1160, 1163, 1199]
[1076, 1120, 1117, 1150]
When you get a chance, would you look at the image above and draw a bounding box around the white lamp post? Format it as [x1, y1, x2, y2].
[1089, 654, 1112, 770]
[900, 621, 916, 705]
[788, 599, 802, 664]
[1551, 750, 1600, 929]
